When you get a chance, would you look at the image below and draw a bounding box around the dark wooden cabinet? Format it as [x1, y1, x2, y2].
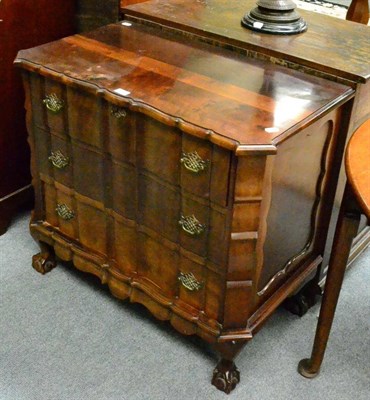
[15, 12, 364, 391]
[0, 0, 75, 234]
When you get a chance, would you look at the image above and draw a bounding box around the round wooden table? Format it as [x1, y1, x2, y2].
[298, 119, 370, 378]
[346, 120, 370, 221]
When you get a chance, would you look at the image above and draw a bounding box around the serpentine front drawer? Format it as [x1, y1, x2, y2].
[15, 20, 355, 393]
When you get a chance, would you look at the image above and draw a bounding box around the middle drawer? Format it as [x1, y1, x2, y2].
[34, 127, 105, 202]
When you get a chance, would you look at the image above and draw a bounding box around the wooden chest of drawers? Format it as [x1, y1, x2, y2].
[16, 21, 355, 393]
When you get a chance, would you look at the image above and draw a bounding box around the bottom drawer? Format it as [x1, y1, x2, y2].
[133, 231, 224, 322]
[43, 179, 225, 323]
[43, 180, 107, 255]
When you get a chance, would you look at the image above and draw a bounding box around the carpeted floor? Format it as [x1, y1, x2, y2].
[297, 0, 349, 19]
[1, 212, 369, 400]
[297, 0, 369, 21]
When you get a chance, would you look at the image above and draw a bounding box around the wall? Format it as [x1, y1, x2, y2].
[76, 0, 120, 32]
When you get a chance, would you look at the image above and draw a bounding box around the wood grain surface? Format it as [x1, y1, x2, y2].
[15, 22, 353, 153]
[121, 0, 370, 83]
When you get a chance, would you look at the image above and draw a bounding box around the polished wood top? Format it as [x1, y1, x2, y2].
[346, 119, 370, 219]
[15, 22, 353, 153]
[121, 0, 370, 83]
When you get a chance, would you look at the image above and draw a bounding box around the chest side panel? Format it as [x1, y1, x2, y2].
[257, 108, 344, 297]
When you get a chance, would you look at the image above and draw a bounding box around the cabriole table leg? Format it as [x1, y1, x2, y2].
[298, 184, 361, 378]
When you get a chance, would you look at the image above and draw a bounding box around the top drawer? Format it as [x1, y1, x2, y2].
[131, 114, 231, 207]
[30, 75, 66, 134]
[107, 107, 231, 207]
[30, 75, 101, 147]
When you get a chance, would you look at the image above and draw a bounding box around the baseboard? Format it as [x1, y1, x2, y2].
[347, 225, 370, 266]
[319, 226, 370, 288]
[0, 185, 34, 235]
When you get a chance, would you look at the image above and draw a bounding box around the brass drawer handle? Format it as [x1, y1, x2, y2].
[180, 151, 209, 174]
[48, 150, 69, 169]
[179, 214, 205, 236]
[43, 93, 64, 113]
[178, 272, 203, 292]
[110, 105, 127, 119]
[56, 204, 75, 221]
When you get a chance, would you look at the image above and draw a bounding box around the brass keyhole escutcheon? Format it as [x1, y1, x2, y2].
[110, 105, 127, 119]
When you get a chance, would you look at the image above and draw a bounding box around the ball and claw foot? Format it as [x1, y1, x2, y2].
[212, 359, 240, 394]
[32, 253, 56, 275]
[298, 358, 320, 379]
[284, 283, 322, 317]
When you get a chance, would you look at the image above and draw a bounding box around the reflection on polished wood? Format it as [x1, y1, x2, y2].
[299, 119, 370, 378]
[15, 23, 352, 150]
[121, 0, 370, 83]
